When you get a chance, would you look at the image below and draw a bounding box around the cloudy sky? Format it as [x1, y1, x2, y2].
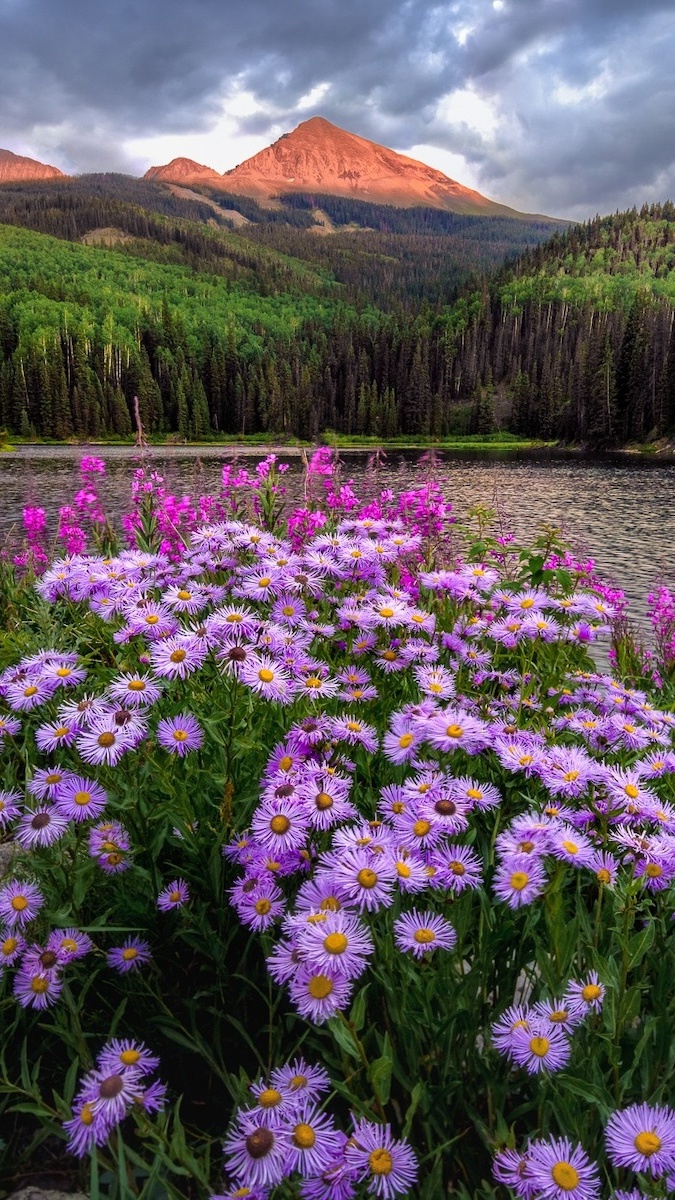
[1, 0, 674, 221]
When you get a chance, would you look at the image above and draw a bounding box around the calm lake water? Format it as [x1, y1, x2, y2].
[1, 445, 673, 621]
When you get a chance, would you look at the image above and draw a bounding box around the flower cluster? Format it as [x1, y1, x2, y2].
[491, 972, 605, 1074]
[217, 1057, 417, 1198]
[63, 1039, 166, 1156]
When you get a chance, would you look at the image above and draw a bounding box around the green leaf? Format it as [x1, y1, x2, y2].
[327, 1017, 361, 1061]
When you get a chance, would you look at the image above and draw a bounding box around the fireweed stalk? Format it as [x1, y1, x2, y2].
[0, 450, 673, 1195]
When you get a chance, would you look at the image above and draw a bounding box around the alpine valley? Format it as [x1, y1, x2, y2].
[0, 117, 673, 445]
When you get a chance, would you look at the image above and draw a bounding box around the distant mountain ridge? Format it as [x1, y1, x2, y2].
[144, 117, 545, 220]
[0, 148, 65, 183]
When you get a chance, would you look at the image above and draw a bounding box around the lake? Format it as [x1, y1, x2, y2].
[1, 445, 673, 622]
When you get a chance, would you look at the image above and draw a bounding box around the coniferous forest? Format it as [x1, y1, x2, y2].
[0, 175, 674, 444]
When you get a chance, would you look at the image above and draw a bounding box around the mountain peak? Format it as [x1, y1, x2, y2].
[0, 148, 66, 183]
[143, 117, 531, 218]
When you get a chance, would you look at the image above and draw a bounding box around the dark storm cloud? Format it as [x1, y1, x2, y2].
[1, 0, 674, 217]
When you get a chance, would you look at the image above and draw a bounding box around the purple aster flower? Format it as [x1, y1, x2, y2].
[223, 1109, 290, 1191]
[240, 653, 294, 703]
[527, 1137, 601, 1200]
[97, 1039, 160, 1076]
[425, 708, 489, 754]
[5, 678, 57, 711]
[13, 964, 63, 1009]
[493, 1146, 538, 1198]
[78, 1062, 144, 1123]
[156, 713, 203, 756]
[491, 1004, 532, 1055]
[509, 1022, 572, 1074]
[76, 718, 133, 767]
[107, 673, 163, 708]
[344, 1118, 418, 1198]
[149, 635, 205, 680]
[0, 789, 22, 827]
[285, 1100, 345, 1177]
[35, 719, 81, 753]
[435, 844, 483, 893]
[63, 1099, 112, 1156]
[332, 848, 397, 913]
[157, 878, 190, 911]
[15, 806, 70, 849]
[493, 854, 547, 908]
[605, 1103, 675, 1177]
[106, 936, 152, 973]
[288, 965, 354, 1024]
[0, 714, 21, 741]
[0, 932, 26, 965]
[297, 910, 374, 979]
[27, 767, 71, 801]
[47, 927, 93, 963]
[269, 1058, 331, 1103]
[0, 879, 44, 928]
[251, 798, 310, 854]
[564, 971, 605, 1016]
[393, 910, 457, 958]
[53, 775, 108, 822]
[328, 714, 379, 753]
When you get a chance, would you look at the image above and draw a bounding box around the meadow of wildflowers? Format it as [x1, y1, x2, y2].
[0, 448, 674, 1200]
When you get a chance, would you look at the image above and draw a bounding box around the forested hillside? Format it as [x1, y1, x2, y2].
[0, 183, 673, 444]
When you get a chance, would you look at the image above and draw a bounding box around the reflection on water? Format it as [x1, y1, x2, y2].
[1, 445, 673, 620]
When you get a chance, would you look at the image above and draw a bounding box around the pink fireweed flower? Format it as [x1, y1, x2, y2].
[527, 1136, 601, 1200]
[157, 878, 190, 911]
[156, 713, 203, 756]
[393, 910, 457, 958]
[493, 854, 547, 908]
[344, 1118, 418, 1199]
[0, 880, 44, 928]
[605, 1103, 675, 1177]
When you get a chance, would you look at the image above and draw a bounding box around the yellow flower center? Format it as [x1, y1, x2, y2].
[278, 755, 293, 771]
[258, 1087, 282, 1108]
[293, 1123, 317, 1149]
[270, 815, 290, 835]
[255, 898, 271, 916]
[634, 1131, 661, 1156]
[172, 729, 189, 742]
[121, 947, 138, 961]
[307, 974, 333, 1000]
[98, 732, 116, 747]
[369, 1149, 394, 1176]
[53, 725, 69, 737]
[413, 928, 436, 944]
[446, 724, 463, 738]
[562, 840, 579, 855]
[399, 733, 414, 749]
[145, 614, 159, 625]
[316, 792, 333, 810]
[562, 770, 579, 782]
[581, 983, 602, 1002]
[357, 868, 378, 889]
[596, 868, 611, 884]
[347, 721, 362, 732]
[2, 937, 18, 955]
[529, 1036, 550, 1057]
[379, 607, 395, 619]
[73, 790, 92, 806]
[396, 862, 411, 878]
[305, 677, 322, 689]
[128, 679, 146, 691]
[177, 590, 192, 601]
[624, 783, 639, 799]
[31, 977, 49, 994]
[646, 863, 663, 878]
[169, 649, 186, 663]
[120, 1049, 141, 1065]
[323, 932, 348, 955]
[551, 1162, 580, 1190]
[11, 896, 28, 912]
[24, 686, 38, 697]
[80, 1103, 95, 1126]
[258, 668, 275, 683]
[413, 819, 431, 837]
[510, 872, 529, 891]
